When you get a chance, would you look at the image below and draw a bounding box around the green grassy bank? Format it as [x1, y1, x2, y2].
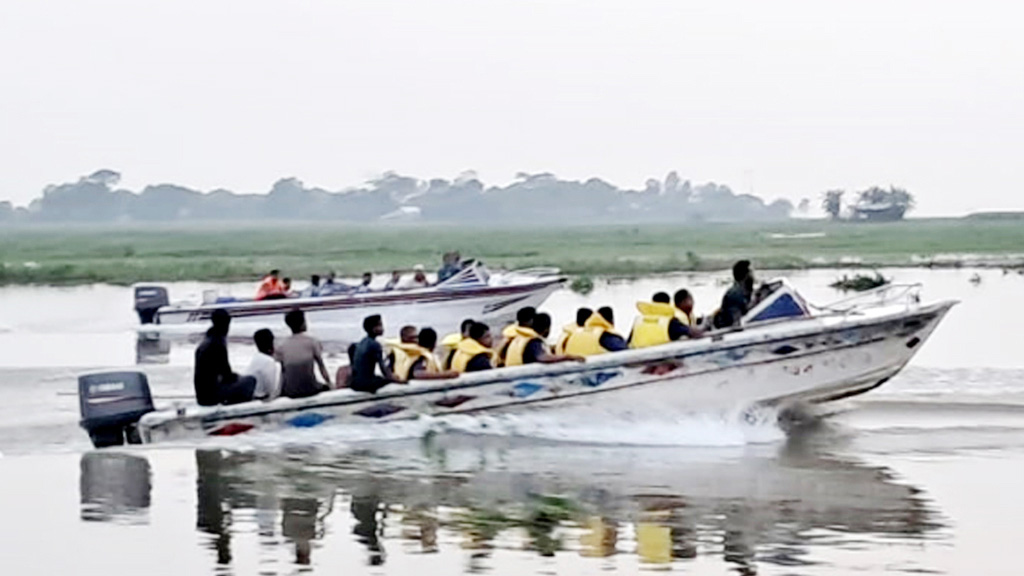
[1, 219, 1022, 286]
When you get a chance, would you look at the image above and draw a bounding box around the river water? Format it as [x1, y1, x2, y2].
[1, 268, 1022, 575]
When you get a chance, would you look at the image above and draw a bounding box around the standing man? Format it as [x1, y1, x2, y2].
[275, 309, 332, 398]
[714, 260, 754, 329]
[350, 314, 404, 393]
[193, 309, 256, 405]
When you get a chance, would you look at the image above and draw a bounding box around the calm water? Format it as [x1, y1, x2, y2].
[1, 268, 1023, 575]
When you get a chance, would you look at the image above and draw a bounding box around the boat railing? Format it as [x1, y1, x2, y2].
[812, 283, 923, 315]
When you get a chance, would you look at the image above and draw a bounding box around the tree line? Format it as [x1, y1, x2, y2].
[1, 169, 794, 224]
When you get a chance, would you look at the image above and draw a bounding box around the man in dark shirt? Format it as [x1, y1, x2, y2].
[715, 260, 755, 329]
[350, 314, 403, 393]
[193, 309, 256, 406]
[522, 313, 585, 365]
[408, 328, 459, 380]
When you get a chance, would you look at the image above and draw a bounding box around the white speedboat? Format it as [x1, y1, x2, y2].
[79, 280, 954, 447]
[134, 262, 564, 341]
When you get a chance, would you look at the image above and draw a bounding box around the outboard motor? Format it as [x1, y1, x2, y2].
[134, 285, 169, 324]
[79, 371, 155, 448]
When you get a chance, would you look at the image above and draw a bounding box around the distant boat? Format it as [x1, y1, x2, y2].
[851, 202, 907, 222]
[134, 261, 565, 342]
[80, 280, 955, 447]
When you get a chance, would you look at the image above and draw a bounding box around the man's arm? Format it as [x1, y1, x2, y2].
[533, 340, 584, 364]
[669, 319, 703, 340]
[411, 358, 459, 380]
[375, 343, 403, 383]
[312, 341, 332, 387]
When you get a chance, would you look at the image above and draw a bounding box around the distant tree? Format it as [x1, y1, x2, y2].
[822, 190, 844, 220]
[797, 198, 811, 215]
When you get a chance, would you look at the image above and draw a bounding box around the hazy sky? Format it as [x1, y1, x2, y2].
[2, 0, 1022, 215]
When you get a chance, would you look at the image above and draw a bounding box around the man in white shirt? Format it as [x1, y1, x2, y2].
[246, 329, 281, 400]
[399, 264, 431, 289]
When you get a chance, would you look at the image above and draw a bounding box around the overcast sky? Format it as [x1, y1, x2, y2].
[1, 0, 1021, 215]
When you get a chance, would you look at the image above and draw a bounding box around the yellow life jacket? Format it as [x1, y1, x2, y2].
[564, 313, 621, 357]
[675, 308, 694, 327]
[389, 342, 440, 381]
[504, 326, 546, 367]
[554, 324, 582, 355]
[439, 333, 462, 370]
[494, 323, 521, 366]
[628, 301, 677, 349]
[451, 338, 493, 374]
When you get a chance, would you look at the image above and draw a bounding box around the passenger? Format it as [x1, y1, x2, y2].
[355, 272, 373, 293]
[350, 314, 404, 393]
[319, 271, 346, 296]
[282, 277, 296, 297]
[628, 291, 699, 349]
[506, 313, 584, 366]
[193, 309, 256, 406]
[383, 270, 402, 291]
[441, 318, 476, 370]
[673, 289, 703, 338]
[255, 269, 287, 300]
[498, 307, 536, 365]
[275, 309, 333, 398]
[400, 265, 431, 289]
[300, 274, 322, 298]
[394, 328, 459, 381]
[437, 252, 461, 283]
[714, 260, 754, 329]
[246, 328, 281, 401]
[387, 325, 419, 371]
[554, 307, 592, 355]
[564, 306, 628, 357]
[451, 322, 494, 373]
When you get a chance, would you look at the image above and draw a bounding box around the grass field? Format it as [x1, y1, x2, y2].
[1, 219, 1023, 286]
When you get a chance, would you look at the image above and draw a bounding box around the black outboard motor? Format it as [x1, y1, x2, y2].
[134, 285, 169, 324]
[79, 371, 155, 448]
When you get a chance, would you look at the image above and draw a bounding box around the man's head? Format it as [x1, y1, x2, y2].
[391, 270, 401, 280]
[516, 306, 536, 327]
[363, 314, 384, 337]
[285, 309, 306, 334]
[460, 318, 475, 337]
[533, 313, 553, 338]
[470, 321, 493, 348]
[399, 325, 418, 344]
[210, 308, 231, 335]
[652, 292, 670, 304]
[674, 289, 694, 314]
[732, 260, 752, 284]
[269, 269, 280, 279]
[327, 271, 337, 282]
[310, 274, 321, 287]
[253, 328, 274, 355]
[576, 307, 593, 327]
[413, 264, 427, 280]
[362, 272, 372, 286]
[598, 306, 615, 326]
[283, 277, 292, 290]
[418, 327, 438, 351]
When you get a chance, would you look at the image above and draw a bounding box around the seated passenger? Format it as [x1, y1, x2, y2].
[393, 328, 458, 381]
[355, 272, 373, 293]
[628, 292, 698, 349]
[282, 277, 297, 297]
[193, 309, 256, 406]
[451, 322, 494, 373]
[554, 307, 592, 355]
[386, 325, 419, 371]
[300, 274, 322, 298]
[400, 265, 431, 289]
[498, 307, 536, 365]
[275, 310, 333, 398]
[318, 272, 349, 296]
[437, 252, 461, 283]
[384, 270, 402, 291]
[441, 318, 476, 370]
[255, 269, 287, 300]
[350, 314, 404, 393]
[506, 313, 584, 366]
[713, 260, 755, 329]
[246, 328, 281, 401]
[564, 306, 628, 357]
[673, 289, 704, 338]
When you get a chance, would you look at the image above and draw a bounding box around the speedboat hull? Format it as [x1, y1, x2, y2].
[138, 299, 955, 444]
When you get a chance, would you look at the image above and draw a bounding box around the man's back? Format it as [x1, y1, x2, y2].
[194, 332, 230, 406]
[716, 283, 750, 328]
[350, 336, 383, 386]
[275, 333, 324, 398]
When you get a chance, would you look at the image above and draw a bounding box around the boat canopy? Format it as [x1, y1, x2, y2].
[743, 279, 811, 324]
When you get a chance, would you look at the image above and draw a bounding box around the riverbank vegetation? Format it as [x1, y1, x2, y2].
[1, 219, 1023, 286]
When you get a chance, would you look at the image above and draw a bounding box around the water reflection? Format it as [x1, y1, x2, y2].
[78, 430, 944, 573]
[79, 451, 151, 523]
